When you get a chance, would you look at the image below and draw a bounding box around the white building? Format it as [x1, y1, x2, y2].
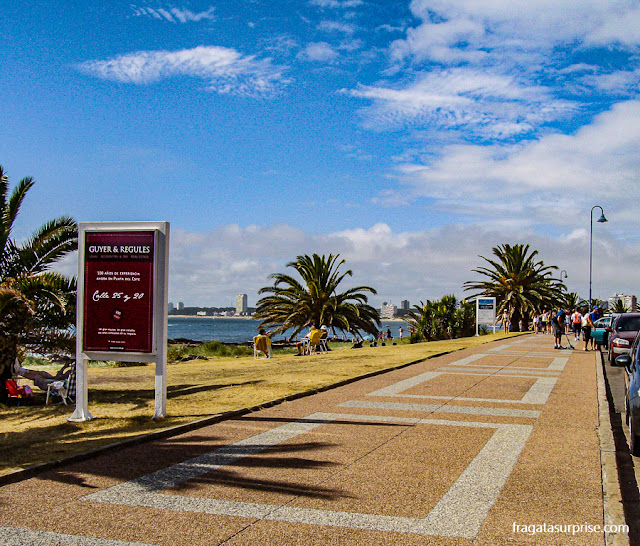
[236, 293, 248, 315]
[177, 301, 184, 311]
[380, 302, 397, 319]
[608, 294, 637, 312]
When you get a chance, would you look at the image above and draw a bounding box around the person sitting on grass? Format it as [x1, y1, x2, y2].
[12, 359, 75, 396]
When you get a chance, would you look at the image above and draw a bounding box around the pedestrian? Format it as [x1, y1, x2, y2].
[398, 327, 404, 340]
[532, 313, 539, 334]
[502, 308, 509, 332]
[571, 308, 582, 341]
[581, 312, 594, 351]
[589, 306, 601, 350]
[386, 328, 392, 340]
[552, 308, 567, 349]
[540, 311, 548, 334]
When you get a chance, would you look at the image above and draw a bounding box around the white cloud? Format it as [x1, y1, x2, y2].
[298, 41, 339, 62]
[558, 64, 599, 74]
[309, 0, 363, 8]
[585, 5, 640, 46]
[583, 69, 640, 95]
[383, 100, 640, 230]
[150, 221, 640, 306]
[78, 46, 289, 96]
[348, 68, 574, 138]
[54, 218, 635, 309]
[318, 20, 356, 34]
[389, 0, 640, 71]
[131, 5, 215, 23]
[390, 18, 487, 64]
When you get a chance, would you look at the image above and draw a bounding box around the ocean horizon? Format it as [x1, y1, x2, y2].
[168, 317, 408, 344]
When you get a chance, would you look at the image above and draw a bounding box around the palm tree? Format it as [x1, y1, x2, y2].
[563, 291, 581, 311]
[612, 299, 630, 314]
[0, 166, 77, 400]
[255, 253, 380, 339]
[403, 295, 475, 342]
[464, 243, 565, 332]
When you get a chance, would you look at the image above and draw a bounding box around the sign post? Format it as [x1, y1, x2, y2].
[475, 297, 497, 336]
[69, 222, 169, 422]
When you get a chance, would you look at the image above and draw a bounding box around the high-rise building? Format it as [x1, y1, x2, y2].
[400, 300, 410, 310]
[236, 293, 248, 315]
[177, 301, 184, 311]
[168, 302, 175, 312]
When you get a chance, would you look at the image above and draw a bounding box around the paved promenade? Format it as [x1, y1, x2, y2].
[1, 335, 611, 544]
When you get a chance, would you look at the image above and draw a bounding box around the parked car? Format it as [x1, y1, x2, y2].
[608, 313, 640, 364]
[591, 314, 617, 349]
[613, 331, 640, 455]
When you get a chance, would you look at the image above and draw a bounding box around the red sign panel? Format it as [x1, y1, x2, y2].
[83, 231, 155, 353]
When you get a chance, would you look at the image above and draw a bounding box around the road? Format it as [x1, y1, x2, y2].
[0, 335, 624, 544]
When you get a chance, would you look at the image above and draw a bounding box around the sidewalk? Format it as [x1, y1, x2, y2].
[0, 335, 621, 544]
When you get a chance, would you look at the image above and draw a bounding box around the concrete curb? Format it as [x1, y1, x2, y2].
[0, 333, 528, 488]
[596, 350, 630, 545]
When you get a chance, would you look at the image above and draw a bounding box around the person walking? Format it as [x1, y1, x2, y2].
[571, 309, 582, 341]
[540, 311, 548, 334]
[502, 308, 510, 332]
[589, 306, 601, 350]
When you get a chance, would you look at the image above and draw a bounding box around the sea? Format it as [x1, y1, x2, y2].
[168, 317, 407, 344]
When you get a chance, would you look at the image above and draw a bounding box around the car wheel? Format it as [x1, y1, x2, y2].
[630, 410, 640, 457]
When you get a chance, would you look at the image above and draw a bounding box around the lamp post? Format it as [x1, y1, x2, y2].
[560, 270, 568, 281]
[589, 206, 608, 311]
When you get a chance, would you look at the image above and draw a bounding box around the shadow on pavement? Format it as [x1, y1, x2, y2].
[602, 352, 640, 543]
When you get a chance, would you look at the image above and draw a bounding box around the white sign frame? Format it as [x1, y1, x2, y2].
[475, 297, 497, 336]
[69, 221, 170, 422]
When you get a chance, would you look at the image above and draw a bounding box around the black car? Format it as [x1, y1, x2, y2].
[614, 330, 640, 456]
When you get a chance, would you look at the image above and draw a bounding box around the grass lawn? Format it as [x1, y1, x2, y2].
[0, 332, 522, 476]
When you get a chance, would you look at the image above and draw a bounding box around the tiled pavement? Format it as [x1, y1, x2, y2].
[0, 335, 607, 544]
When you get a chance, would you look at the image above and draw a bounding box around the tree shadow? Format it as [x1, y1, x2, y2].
[21, 435, 349, 501]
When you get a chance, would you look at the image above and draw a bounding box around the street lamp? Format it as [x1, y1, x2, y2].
[589, 206, 608, 311]
[560, 270, 568, 281]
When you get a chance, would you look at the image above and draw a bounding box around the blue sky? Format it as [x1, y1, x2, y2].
[3, 0, 640, 307]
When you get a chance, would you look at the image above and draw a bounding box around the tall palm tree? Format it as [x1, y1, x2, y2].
[255, 253, 380, 338]
[0, 166, 77, 399]
[464, 243, 565, 331]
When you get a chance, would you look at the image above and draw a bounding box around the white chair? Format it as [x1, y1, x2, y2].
[318, 331, 328, 353]
[46, 378, 69, 405]
[307, 329, 323, 355]
[253, 335, 272, 359]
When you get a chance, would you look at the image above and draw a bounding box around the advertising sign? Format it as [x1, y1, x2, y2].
[477, 298, 497, 324]
[82, 230, 156, 353]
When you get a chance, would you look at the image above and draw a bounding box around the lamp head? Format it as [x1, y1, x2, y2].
[597, 213, 607, 223]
